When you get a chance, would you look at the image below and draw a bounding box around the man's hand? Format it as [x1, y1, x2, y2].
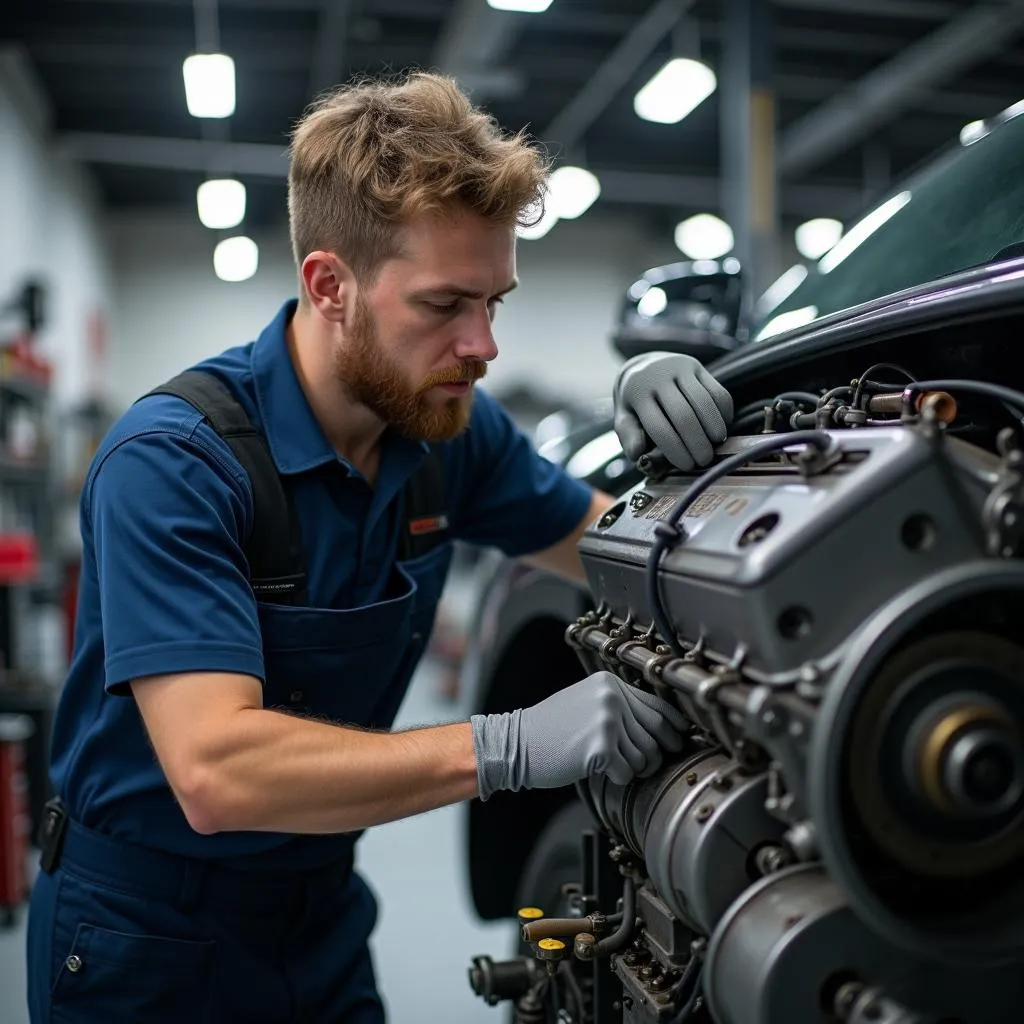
[471, 671, 688, 801]
[613, 352, 734, 471]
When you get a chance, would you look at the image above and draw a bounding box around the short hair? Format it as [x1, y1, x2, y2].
[287, 70, 551, 288]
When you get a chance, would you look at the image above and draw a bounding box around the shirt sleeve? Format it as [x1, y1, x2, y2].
[86, 423, 265, 695]
[451, 389, 593, 556]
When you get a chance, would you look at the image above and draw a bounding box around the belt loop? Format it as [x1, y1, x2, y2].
[177, 859, 205, 912]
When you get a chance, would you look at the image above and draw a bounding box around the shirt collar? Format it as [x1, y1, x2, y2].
[250, 298, 430, 478]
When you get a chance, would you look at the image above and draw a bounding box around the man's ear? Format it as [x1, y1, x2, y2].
[301, 251, 357, 328]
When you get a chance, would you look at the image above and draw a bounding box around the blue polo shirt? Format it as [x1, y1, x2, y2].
[48, 298, 592, 863]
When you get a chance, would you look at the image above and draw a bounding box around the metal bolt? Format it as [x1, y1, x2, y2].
[685, 771, 698, 785]
[761, 708, 784, 735]
[695, 803, 714, 823]
[833, 982, 863, 1017]
[65, 955, 83, 973]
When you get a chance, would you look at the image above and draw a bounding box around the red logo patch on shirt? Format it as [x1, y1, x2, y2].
[409, 514, 449, 536]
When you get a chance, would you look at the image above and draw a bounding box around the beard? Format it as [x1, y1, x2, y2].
[332, 296, 487, 442]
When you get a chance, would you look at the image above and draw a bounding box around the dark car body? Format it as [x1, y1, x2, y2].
[463, 100, 1024, 922]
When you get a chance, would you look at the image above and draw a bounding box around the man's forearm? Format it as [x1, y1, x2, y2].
[188, 709, 478, 835]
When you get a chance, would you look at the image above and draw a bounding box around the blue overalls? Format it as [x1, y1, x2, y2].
[25, 299, 592, 1022]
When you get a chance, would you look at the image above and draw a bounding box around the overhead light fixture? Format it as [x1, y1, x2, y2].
[546, 166, 601, 220]
[516, 201, 559, 240]
[819, 191, 911, 274]
[213, 236, 259, 282]
[196, 179, 246, 230]
[795, 217, 844, 261]
[486, 0, 554, 10]
[674, 213, 733, 260]
[183, 53, 236, 119]
[634, 58, 717, 125]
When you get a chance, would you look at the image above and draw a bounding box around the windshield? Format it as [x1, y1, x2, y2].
[754, 104, 1024, 342]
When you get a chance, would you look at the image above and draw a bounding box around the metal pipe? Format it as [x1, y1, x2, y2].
[572, 625, 751, 713]
[591, 877, 637, 956]
[866, 389, 957, 422]
[521, 914, 603, 943]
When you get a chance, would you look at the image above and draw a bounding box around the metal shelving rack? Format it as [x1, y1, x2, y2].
[0, 281, 59, 849]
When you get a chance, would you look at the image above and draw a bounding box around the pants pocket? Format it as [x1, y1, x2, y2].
[51, 922, 216, 1023]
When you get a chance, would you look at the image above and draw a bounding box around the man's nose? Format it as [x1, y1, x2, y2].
[454, 309, 499, 363]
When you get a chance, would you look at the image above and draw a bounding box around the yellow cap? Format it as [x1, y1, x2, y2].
[517, 907, 544, 920]
[538, 938, 566, 952]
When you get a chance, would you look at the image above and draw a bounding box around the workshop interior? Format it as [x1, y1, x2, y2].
[4, 0, 1024, 1021]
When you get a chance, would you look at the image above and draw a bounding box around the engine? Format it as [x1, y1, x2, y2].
[469, 370, 1024, 1024]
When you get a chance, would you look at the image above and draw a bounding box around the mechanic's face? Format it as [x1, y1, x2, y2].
[333, 207, 515, 442]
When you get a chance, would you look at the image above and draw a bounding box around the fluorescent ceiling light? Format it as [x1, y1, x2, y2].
[516, 202, 559, 240]
[634, 58, 717, 125]
[183, 53, 236, 119]
[674, 213, 734, 260]
[196, 179, 246, 229]
[214, 236, 259, 282]
[818, 191, 911, 274]
[636, 286, 668, 318]
[795, 217, 843, 260]
[487, 0, 554, 9]
[547, 166, 601, 219]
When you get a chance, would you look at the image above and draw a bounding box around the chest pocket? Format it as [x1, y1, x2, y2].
[144, 370, 451, 730]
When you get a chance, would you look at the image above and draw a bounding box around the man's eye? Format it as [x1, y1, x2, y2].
[426, 301, 458, 314]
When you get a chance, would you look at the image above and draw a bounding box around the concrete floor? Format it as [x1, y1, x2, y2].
[0, 652, 517, 1022]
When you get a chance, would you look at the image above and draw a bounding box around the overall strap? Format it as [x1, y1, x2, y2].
[396, 445, 449, 561]
[142, 370, 309, 606]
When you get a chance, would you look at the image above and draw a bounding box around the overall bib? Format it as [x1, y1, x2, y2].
[26, 372, 452, 1022]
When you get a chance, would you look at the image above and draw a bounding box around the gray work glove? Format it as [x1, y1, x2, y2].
[613, 352, 734, 471]
[471, 670, 688, 801]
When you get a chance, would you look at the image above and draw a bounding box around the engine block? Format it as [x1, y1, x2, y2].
[471, 387, 1024, 1024]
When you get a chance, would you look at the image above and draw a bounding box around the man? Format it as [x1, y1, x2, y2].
[26, 72, 732, 1021]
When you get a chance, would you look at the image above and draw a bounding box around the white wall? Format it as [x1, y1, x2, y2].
[107, 209, 679, 411]
[0, 49, 114, 407]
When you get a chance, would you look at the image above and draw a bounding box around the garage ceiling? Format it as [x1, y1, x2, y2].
[4, 0, 1024, 235]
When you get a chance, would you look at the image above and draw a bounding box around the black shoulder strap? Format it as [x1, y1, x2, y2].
[142, 370, 309, 606]
[396, 445, 449, 561]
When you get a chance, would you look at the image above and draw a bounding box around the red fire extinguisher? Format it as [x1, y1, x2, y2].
[0, 714, 34, 928]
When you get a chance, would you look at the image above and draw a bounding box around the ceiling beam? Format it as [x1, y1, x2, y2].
[431, 0, 526, 100]
[308, 0, 357, 98]
[777, 72, 1019, 120]
[59, 132, 291, 178]
[779, 0, 1024, 177]
[597, 169, 863, 219]
[56, 130, 864, 217]
[773, 0, 957, 18]
[542, 0, 696, 156]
